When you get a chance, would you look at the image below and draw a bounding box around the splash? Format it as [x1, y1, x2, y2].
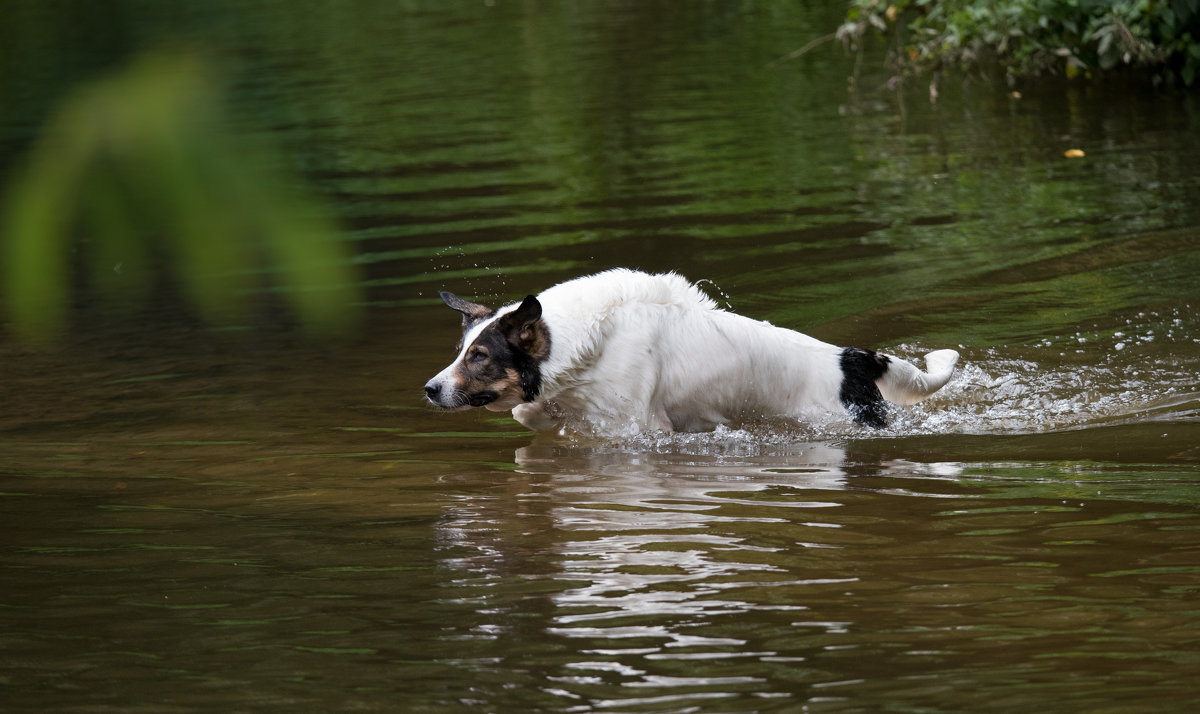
[884, 307, 1200, 436]
[692, 277, 735, 311]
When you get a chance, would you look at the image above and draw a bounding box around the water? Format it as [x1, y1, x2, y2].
[2, 2, 1199, 712]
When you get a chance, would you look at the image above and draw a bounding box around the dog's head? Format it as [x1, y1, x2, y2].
[424, 291, 550, 412]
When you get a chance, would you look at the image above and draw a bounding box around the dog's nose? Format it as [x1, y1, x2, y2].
[424, 382, 441, 401]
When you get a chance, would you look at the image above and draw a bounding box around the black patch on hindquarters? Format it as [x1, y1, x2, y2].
[839, 347, 891, 428]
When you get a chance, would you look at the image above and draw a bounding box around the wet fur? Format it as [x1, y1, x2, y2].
[425, 269, 958, 433]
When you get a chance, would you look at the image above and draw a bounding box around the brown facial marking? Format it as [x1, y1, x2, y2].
[450, 331, 522, 408]
[430, 293, 551, 410]
[491, 367, 525, 404]
[457, 295, 550, 406]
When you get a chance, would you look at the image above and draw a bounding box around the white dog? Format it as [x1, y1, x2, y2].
[424, 269, 958, 433]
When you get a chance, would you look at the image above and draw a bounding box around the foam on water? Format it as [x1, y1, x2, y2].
[888, 307, 1200, 437]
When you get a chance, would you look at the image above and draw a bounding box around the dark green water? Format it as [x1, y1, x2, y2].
[2, 2, 1199, 712]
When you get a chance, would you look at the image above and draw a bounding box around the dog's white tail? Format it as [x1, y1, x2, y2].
[877, 349, 960, 406]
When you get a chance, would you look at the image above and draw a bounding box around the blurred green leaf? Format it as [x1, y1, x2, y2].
[1, 49, 361, 344]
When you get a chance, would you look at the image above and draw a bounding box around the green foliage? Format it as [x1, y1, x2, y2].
[1, 50, 362, 345]
[839, 0, 1200, 85]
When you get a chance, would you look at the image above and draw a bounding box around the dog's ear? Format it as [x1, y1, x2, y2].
[498, 295, 550, 359]
[440, 291, 495, 333]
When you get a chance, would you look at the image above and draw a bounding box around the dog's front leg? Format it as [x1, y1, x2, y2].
[511, 400, 564, 431]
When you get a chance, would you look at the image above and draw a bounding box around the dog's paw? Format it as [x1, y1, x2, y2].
[511, 401, 564, 431]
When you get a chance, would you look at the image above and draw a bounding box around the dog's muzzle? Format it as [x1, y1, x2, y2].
[424, 380, 497, 409]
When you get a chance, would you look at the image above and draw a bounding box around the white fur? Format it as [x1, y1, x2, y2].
[438, 269, 958, 433]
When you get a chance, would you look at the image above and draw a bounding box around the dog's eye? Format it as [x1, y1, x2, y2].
[467, 347, 489, 363]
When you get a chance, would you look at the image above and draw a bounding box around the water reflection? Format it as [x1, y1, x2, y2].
[432, 439, 852, 706]
[431, 436, 1199, 710]
[521, 441, 847, 654]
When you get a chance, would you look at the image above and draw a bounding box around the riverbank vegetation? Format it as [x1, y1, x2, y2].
[839, 0, 1200, 86]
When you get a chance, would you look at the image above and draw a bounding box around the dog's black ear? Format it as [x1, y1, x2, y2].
[505, 295, 541, 325]
[498, 295, 550, 360]
[440, 291, 495, 332]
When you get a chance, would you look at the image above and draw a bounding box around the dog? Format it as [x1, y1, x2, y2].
[424, 269, 959, 433]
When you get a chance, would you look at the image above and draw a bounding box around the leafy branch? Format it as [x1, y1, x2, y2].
[837, 0, 1200, 85]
